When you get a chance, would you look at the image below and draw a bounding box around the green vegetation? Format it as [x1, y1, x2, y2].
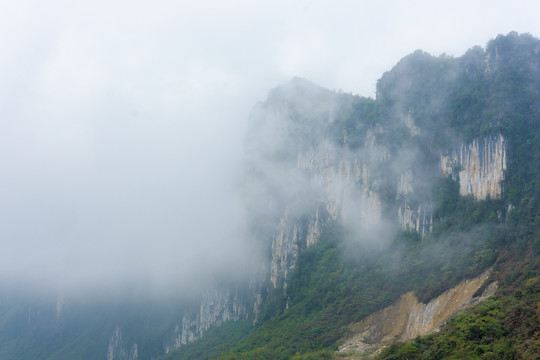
[377, 251, 540, 360]
[162, 188, 518, 359]
[205, 198, 507, 359]
[367, 32, 540, 360]
[159, 321, 254, 360]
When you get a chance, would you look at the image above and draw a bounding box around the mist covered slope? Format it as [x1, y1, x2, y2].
[2, 32, 540, 360]
[165, 32, 540, 359]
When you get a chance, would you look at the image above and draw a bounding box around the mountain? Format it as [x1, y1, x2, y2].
[165, 31, 540, 359]
[2, 31, 540, 360]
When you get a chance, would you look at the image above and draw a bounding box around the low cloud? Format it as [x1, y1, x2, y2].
[1, 0, 539, 296]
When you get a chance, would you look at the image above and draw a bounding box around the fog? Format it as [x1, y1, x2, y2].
[1, 0, 539, 294]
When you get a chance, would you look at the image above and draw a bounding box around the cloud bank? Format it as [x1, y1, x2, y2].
[1, 0, 539, 294]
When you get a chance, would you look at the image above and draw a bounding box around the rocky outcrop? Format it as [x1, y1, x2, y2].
[337, 269, 497, 356]
[403, 110, 420, 136]
[306, 208, 322, 248]
[397, 134, 507, 236]
[266, 144, 386, 291]
[397, 169, 414, 197]
[297, 146, 382, 227]
[270, 215, 301, 289]
[165, 287, 249, 353]
[107, 327, 138, 360]
[266, 144, 384, 290]
[396, 169, 433, 236]
[397, 201, 433, 236]
[441, 134, 507, 200]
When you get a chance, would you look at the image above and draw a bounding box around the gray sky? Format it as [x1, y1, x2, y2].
[1, 0, 539, 292]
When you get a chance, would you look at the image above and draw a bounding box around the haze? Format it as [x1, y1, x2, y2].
[1, 0, 539, 294]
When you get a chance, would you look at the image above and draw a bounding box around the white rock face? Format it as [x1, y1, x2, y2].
[397, 169, 414, 197]
[365, 126, 391, 161]
[165, 288, 249, 353]
[397, 201, 433, 236]
[306, 208, 322, 248]
[107, 327, 138, 360]
[441, 134, 507, 199]
[297, 147, 382, 228]
[270, 216, 300, 289]
[267, 141, 387, 291]
[396, 169, 432, 236]
[404, 110, 420, 136]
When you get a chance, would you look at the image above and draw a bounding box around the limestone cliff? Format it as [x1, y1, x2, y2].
[403, 110, 420, 137]
[397, 200, 433, 236]
[269, 215, 301, 289]
[263, 129, 389, 290]
[396, 169, 433, 236]
[107, 327, 138, 360]
[168, 79, 511, 353]
[296, 146, 382, 227]
[338, 269, 498, 356]
[267, 139, 385, 290]
[139, 34, 535, 356]
[173, 95, 509, 354]
[164, 287, 250, 353]
[441, 134, 507, 200]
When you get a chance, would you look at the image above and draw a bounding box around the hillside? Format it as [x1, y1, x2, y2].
[1, 32, 540, 360]
[164, 31, 540, 360]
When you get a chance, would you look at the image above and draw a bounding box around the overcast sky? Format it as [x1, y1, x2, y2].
[1, 0, 539, 293]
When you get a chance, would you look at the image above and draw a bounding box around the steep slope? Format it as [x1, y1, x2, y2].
[376, 250, 540, 360]
[440, 134, 507, 200]
[2, 32, 540, 360]
[189, 32, 540, 359]
[338, 269, 497, 356]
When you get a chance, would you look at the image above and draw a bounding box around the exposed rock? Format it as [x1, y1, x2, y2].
[397, 169, 414, 197]
[252, 291, 263, 325]
[107, 327, 138, 360]
[297, 146, 382, 227]
[396, 169, 432, 236]
[265, 136, 390, 293]
[270, 214, 301, 289]
[403, 110, 420, 136]
[397, 201, 433, 236]
[165, 287, 249, 353]
[297, 146, 334, 171]
[306, 208, 322, 248]
[365, 126, 390, 161]
[441, 134, 507, 200]
[337, 269, 497, 356]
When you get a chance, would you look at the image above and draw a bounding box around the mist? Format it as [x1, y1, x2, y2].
[1, 0, 540, 296]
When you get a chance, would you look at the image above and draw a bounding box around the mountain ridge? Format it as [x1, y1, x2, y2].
[1, 31, 540, 360]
